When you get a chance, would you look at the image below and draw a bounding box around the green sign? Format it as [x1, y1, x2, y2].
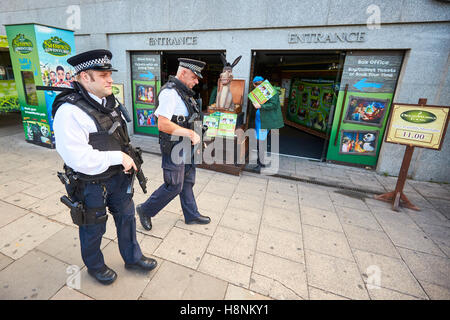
[12, 34, 33, 54]
[5, 24, 76, 148]
[326, 51, 404, 168]
[42, 36, 71, 56]
[400, 110, 436, 124]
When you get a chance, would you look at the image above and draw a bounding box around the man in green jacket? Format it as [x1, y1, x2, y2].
[251, 76, 284, 172]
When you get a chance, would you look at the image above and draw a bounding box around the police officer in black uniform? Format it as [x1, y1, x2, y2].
[52, 49, 157, 285]
[137, 58, 211, 230]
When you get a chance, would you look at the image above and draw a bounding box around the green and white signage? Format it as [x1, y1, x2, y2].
[5, 23, 76, 148]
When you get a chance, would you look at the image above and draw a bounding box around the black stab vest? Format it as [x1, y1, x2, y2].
[54, 91, 130, 181]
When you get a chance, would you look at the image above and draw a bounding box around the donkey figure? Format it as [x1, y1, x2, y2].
[216, 54, 242, 111]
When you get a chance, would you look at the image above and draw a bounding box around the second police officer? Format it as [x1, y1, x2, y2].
[137, 58, 211, 230]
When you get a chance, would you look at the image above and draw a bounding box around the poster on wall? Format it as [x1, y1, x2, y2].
[339, 130, 378, 156]
[136, 108, 157, 127]
[112, 83, 124, 105]
[286, 79, 337, 135]
[343, 96, 389, 127]
[131, 52, 161, 135]
[135, 83, 155, 105]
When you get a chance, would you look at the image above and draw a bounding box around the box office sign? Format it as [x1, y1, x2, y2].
[385, 103, 449, 150]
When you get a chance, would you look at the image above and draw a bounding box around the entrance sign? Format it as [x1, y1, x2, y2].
[385, 103, 449, 150]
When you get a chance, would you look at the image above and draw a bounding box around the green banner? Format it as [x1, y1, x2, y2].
[5, 24, 75, 148]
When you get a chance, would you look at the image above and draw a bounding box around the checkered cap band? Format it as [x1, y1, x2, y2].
[74, 55, 112, 74]
[179, 61, 203, 73]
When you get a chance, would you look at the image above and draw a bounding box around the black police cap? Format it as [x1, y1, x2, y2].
[178, 58, 206, 79]
[68, 49, 118, 75]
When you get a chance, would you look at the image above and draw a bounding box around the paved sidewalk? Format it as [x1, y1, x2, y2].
[0, 132, 449, 300]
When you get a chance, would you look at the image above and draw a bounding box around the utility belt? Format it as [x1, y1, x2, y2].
[57, 165, 114, 226]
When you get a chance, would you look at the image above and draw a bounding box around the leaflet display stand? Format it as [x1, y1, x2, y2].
[198, 79, 248, 175]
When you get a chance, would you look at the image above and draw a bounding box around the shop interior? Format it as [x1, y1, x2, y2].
[161, 50, 225, 113]
[250, 50, 344, 160]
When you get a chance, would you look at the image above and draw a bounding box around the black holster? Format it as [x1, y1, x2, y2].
[58, 168, 108, 226]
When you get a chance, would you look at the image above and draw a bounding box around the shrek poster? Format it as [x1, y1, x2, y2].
[287, 79, 337, 136]
[5, 24, 75, 148]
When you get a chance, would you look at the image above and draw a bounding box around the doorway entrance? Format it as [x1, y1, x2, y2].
[250, 50, 344, 160]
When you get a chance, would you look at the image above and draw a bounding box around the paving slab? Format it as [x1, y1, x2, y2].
[0, 252, 13, 271]
[142, 261, 227, 300]
[367, 287, 423, 300]
[219, 206, 262, 235]
[417, 223, 450, 257]
[36, 226, 86, 267]
[328, 190, 370, 211]
[308, 286, 349, 300]
[0, 200, 29, 228]
[266, 179, 298, 198]
[300, 205, 343, 232]
[196, 191, 230, 214]
[207, 226, 257, 267]
[261, 205, 301, 233]
[250, 272, 302, 300]
[0, 179, 34, 199]
[426, 198, 450, 219]
[27, 191, 67, 217]
[335, 205, 383, 231]
[342, 223, 400, 259]
[397, 247, 450, 290]
[0, 212, 64, 259]
[298, 191, 335, 212]
[353, 249, 428, 299]
[50, 286, 94, 300]
[203, 179, 237, 197]
[370, 205, 422, 231]
[419, 280, 450, 300]
[303, 224, 354, 262]
[228, 192, 264, 214]
[404, 207, 450, 229]
[76, 241, 161, 300]
[225, 284, 271, 300]
[3, 192, 40, 209]
[264, 190, 299, 210]
[198, 253, 252, 288]
[253, 251, 308, 299]
[382, 223, 446, 257]
[257, 225, 304, 263]
[305, 249, 369, 300]
[139, 235, 162, 256]
[0, 250, 68, 300]
[154, 227, 210, 269]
